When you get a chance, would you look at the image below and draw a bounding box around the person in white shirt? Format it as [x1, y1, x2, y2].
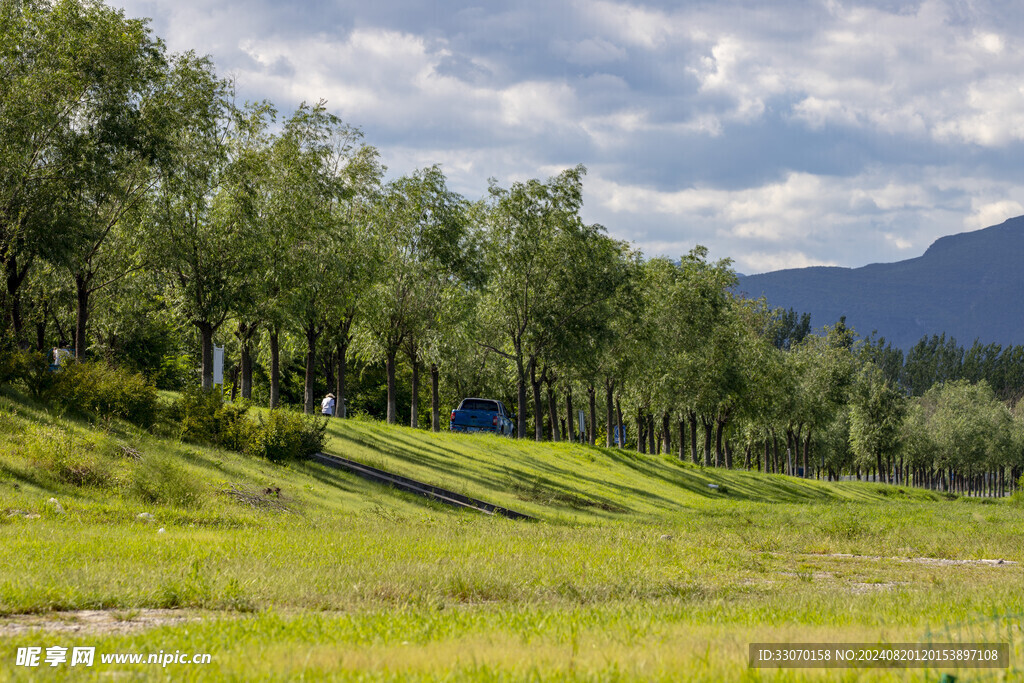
[321, 393, 336, 417]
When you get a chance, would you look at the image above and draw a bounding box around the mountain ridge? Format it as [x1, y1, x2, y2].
[736, 215, 1024, 349]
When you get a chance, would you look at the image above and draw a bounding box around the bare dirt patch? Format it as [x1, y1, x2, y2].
[0, 609, 207, 636]
[817, 553, 1017, 567]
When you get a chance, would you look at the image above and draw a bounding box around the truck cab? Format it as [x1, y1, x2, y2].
[449, 398, 514, 436]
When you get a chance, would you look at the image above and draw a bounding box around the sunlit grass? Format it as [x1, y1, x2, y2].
[1, 388, 1023, 680]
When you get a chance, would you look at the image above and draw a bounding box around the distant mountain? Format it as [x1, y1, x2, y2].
[736, 215, 1024, 349]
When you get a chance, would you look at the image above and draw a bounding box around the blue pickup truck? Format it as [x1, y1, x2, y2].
[449, 398, 515, 436]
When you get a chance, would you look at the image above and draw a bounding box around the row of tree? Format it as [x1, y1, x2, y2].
[5, 0, 1024, 496]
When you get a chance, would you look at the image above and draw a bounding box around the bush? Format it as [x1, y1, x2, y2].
[167, 389, 325, 462]
[152, 352, 194, 391]
[167, 389, 250, 450]
[245, 410, 326, 463]
[49, 361, 159, 427]
[0, 346, 30, 386]
[20, 351, 60, 399]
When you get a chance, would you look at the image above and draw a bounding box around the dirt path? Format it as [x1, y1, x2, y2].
[0, 609, 208, 636]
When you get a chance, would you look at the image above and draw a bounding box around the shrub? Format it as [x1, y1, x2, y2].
[49, 361, 159, 427]
[152, 352, 194, 391]
[245, 410, 326, 463]
[168, 389, 250, 449]
[21, 351, 59, 399]
[0, 346, 30, 386]
[167, 389, 325, 462]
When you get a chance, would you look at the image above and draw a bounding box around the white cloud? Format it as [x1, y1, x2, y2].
[739, 251, 840, 273]
[585, 168, 1024, 273]
[966, 200, 1024, 231]
[583, 0, 678, 48]
[559, 38, 627, 65]
[499, 81, 576, 129]
[109, 0, 1024, 277]
[883, 233, 914, 250]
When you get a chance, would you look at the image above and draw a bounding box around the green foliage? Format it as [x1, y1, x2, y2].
[0, 346, 28, 386]
[849, 363, 907, 471]
[12, 351, 59, 398]
[49, 360, 159, 427]
[152, 352, 195, 390]
[0, 351, 158, 426]
[167, 388, 325, 461]
[166, 388, 250, 451]
[244, 410, 327, 462]
[916, 379, 1016, 471]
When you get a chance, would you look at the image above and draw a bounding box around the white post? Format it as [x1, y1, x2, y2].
[213, 345, 224, 386]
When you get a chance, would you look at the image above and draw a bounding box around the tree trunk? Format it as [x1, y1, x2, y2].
[566, 384, 574, 443]
[605, 379, 615, 447]
[636, 409, 645, 453]
[546, 377, 559, 442]
[386, 348, 398, 424]
[662, 412, 671, 454]
[803, 431, 812, 479]
[74, 272, 90, 358]
[688, 412, 699, 465]
[771, 431, 780, 473]
[336, 342, 348, 418]
[678, 420, 686, 461]
[35, 318, 46, 352]
[615, 394, 624, 449]
[410, 353, 419, 428]
[269, 327, 280, 408]
[6, 257, 30, 349]
[240, 337, 253, 400]
[198, 320, 215, 392]
[588, 383, 597, 446]
[303, 323, 319, 415]
[531, 362, 544, 441]
[714, 419, 725, 467]
[431, 363, 440, 432]
[702, 417, 713, 466]
[647, 413, 656, 455]
[516, 356, 529, 438]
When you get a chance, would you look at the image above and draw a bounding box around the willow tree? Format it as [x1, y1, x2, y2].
[145, 56, 246, 391]
[479, 166, 629, 439]
[849, 363, 907, 483]
[356, 166, 469, 425]
[0, 0, 165, 345]
[262, 103, 378, 414]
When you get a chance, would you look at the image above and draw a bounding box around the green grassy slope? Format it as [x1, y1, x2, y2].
[324, 417, 939, 522]
[3, 391, 1024, 681]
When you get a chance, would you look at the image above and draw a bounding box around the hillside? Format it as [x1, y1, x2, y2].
[737, 215, 1024, 349]
[5, 391, 1024, 680]
[0, 388, 934, 530]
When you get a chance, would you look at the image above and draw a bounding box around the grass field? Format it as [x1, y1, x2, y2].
[1, 390, 1023, 681]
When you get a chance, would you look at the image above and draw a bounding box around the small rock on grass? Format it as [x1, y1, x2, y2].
[137, 512, 154, 522]
[46, 498, 64, 514]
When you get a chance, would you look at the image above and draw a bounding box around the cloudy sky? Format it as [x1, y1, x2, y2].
[111, 0, 1024, 274]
